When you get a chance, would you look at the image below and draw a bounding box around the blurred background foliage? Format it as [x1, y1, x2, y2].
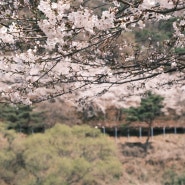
[0, 104, 45, 134]
[0, 124, 122, 185]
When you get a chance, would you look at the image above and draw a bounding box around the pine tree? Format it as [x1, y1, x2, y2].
[0, 104, 45, 134]
[124, 91, 164, 150]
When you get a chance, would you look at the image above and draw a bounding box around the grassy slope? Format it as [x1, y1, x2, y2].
[116, 134, 185, 185]
[0, 124, 185, 185]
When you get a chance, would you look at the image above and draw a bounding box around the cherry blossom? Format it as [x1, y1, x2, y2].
[0, 0, 184, 107]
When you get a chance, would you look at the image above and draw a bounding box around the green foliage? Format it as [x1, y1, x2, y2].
[135, 18, 177, 45]
[124, 91, 164, 125]
[158, 18, 177, 34]
[135, 29, 170, 44]
[0, 104, 45, 134]
[174, 47, 185, 54]
[0, 124, 122, 185]
[163, 170, 185, 185]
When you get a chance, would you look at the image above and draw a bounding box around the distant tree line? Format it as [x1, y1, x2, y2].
[0, 104, 45, 134]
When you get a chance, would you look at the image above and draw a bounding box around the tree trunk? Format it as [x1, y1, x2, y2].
[145, 121, 152, 153]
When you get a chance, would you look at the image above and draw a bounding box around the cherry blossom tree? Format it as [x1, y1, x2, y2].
[0, 0, 184, 104]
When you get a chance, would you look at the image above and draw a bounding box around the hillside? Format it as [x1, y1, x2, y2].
[0, 123, 185, 185]
[116, 134, 185, 185]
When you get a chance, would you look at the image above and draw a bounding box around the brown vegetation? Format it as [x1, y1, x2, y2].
[36, 100, 185, 129]
[116, 134, 185, 185]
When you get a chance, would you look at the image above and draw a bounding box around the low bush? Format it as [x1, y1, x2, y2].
[0, 124, 122, 185]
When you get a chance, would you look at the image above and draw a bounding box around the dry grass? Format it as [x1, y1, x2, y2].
[115, 134, 185, 185]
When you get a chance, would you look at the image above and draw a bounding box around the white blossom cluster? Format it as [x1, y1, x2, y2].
[0, 0, 184, 110]
[0, 26, 14, 44]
